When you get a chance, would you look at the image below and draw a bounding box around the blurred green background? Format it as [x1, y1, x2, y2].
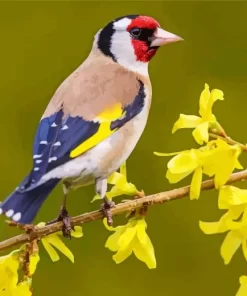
[0, 1, 247, 295]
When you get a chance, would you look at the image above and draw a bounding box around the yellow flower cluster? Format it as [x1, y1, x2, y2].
[156, 138, 242, 199]
[0, 249, 39, 295]
[156, 83, 247, 295]
[0, 224, 83, 295]
[200, 186, 247, 263]
[99, 162, 156, 269]
[200, 185, 247, 296]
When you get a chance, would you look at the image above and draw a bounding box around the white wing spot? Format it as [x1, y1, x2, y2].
[33, 154, 42, 159]
[12, 212, 22, 222]
[48, 157, 57, 163]
[40, 141, 48, 145]
[0, 208, 3, 215]
[51, 122, 57, 127]
[53, 141, 61, 147]
[62, 125, 68, 130]
[34, 167, 40, 171]
[6, 209, 14, 217]
[36, 160, 42, 164]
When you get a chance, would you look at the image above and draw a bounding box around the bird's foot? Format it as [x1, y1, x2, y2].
[59, 207, 74, 239]
[100, 198, 115, 226]
[46, 206, 74, 239]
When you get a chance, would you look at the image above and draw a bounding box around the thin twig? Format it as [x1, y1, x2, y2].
[0, 169, 247, 253]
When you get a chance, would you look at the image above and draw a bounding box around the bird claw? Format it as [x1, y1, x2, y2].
[46, 206, 74, 239]
[100, 198, 115, 226]
[58, 207, 74, 239]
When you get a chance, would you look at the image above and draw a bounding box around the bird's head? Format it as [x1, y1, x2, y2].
[94, 15, 183, 75]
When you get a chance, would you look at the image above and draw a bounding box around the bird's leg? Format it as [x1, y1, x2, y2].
[46, 182, 73, 239]
[58, 182, 74, 239]
[96, 178, 115, 226]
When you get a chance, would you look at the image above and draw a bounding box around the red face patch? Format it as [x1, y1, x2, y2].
[127, 16, 160, 31]
[131, 40, 158, 62]
[127, 16, 160, 63]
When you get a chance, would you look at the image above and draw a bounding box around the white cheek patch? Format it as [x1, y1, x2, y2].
[113, 18, 131, 30]
[111, 18, 149, 76]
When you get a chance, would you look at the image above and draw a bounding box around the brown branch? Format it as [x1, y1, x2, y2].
[1, 169, 247, 253]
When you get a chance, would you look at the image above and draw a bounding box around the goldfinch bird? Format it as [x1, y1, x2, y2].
[0, 14, 182, 235]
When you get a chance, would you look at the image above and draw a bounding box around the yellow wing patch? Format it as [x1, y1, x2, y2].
[70, 122, 116, 158]
[96, 103, 123, 121]
[70, 103, 125, 158]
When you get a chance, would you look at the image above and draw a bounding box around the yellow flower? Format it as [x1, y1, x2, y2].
[202, 139, 242, 189]
[104, 217, 156, 269]
[155, 138, 242, 199]
[14, 281, 32, 296]
[0, 250, 20, 292]
[236, 276, 247, 296]
[199, 185, 247, 265]
[28, 252, 40, 276]
[172, 83, 224, 145]
[0, 246, 39, 295]
[0, 281, 32, 296]
[218, 186, 247, 210]
[155, 149, 208, 199]
[92, 162, 138, 202]
[37, 223, 83, 263]
[199, 204, 247, 264]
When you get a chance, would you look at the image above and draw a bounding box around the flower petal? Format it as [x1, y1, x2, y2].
[118, 225, 137, 249]
[210, 89, 224, 104]
[219, 186, 247, 209]
[199, 213, 230, 234]
[192, 121, 209, 145]
[71, 226, 83, 238]
[91, 194, 101, 203]
[166, 168, 195, 184]
[172, 114, 202, 134]
[112, 245, 133, 264]
[136, 219, 148, 245]
[46, 235, 74, 263]
[154, 151, 183, 157]
[220, 231, 242, 264]
[167, 150, 199, 174]
[133, 237, 156, 269]
[105, 227, 125, 252]
[16, 281, 32, 296]
[199, 83, 210, 118]
[228, 205, 246, 221]
[41, 238, 60, 262]
[242, 239, 247, 261]
[202, 140, 242, 189]
[103, 217, 116, 231]
[29, 252, 40, 275]
[237, 276, 247, 296]
[190, 166, 202, 200]
[107, 172, 125, 185]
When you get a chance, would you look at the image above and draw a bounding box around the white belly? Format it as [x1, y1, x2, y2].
[41, 100, 150, 187]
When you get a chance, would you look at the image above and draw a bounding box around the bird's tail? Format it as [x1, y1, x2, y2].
[0, 178, 60, 224]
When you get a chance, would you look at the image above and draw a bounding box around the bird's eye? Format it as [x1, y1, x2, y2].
[130, 28, 142, 38]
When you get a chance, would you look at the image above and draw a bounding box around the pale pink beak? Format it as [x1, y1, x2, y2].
[150, 27, 183, 47]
